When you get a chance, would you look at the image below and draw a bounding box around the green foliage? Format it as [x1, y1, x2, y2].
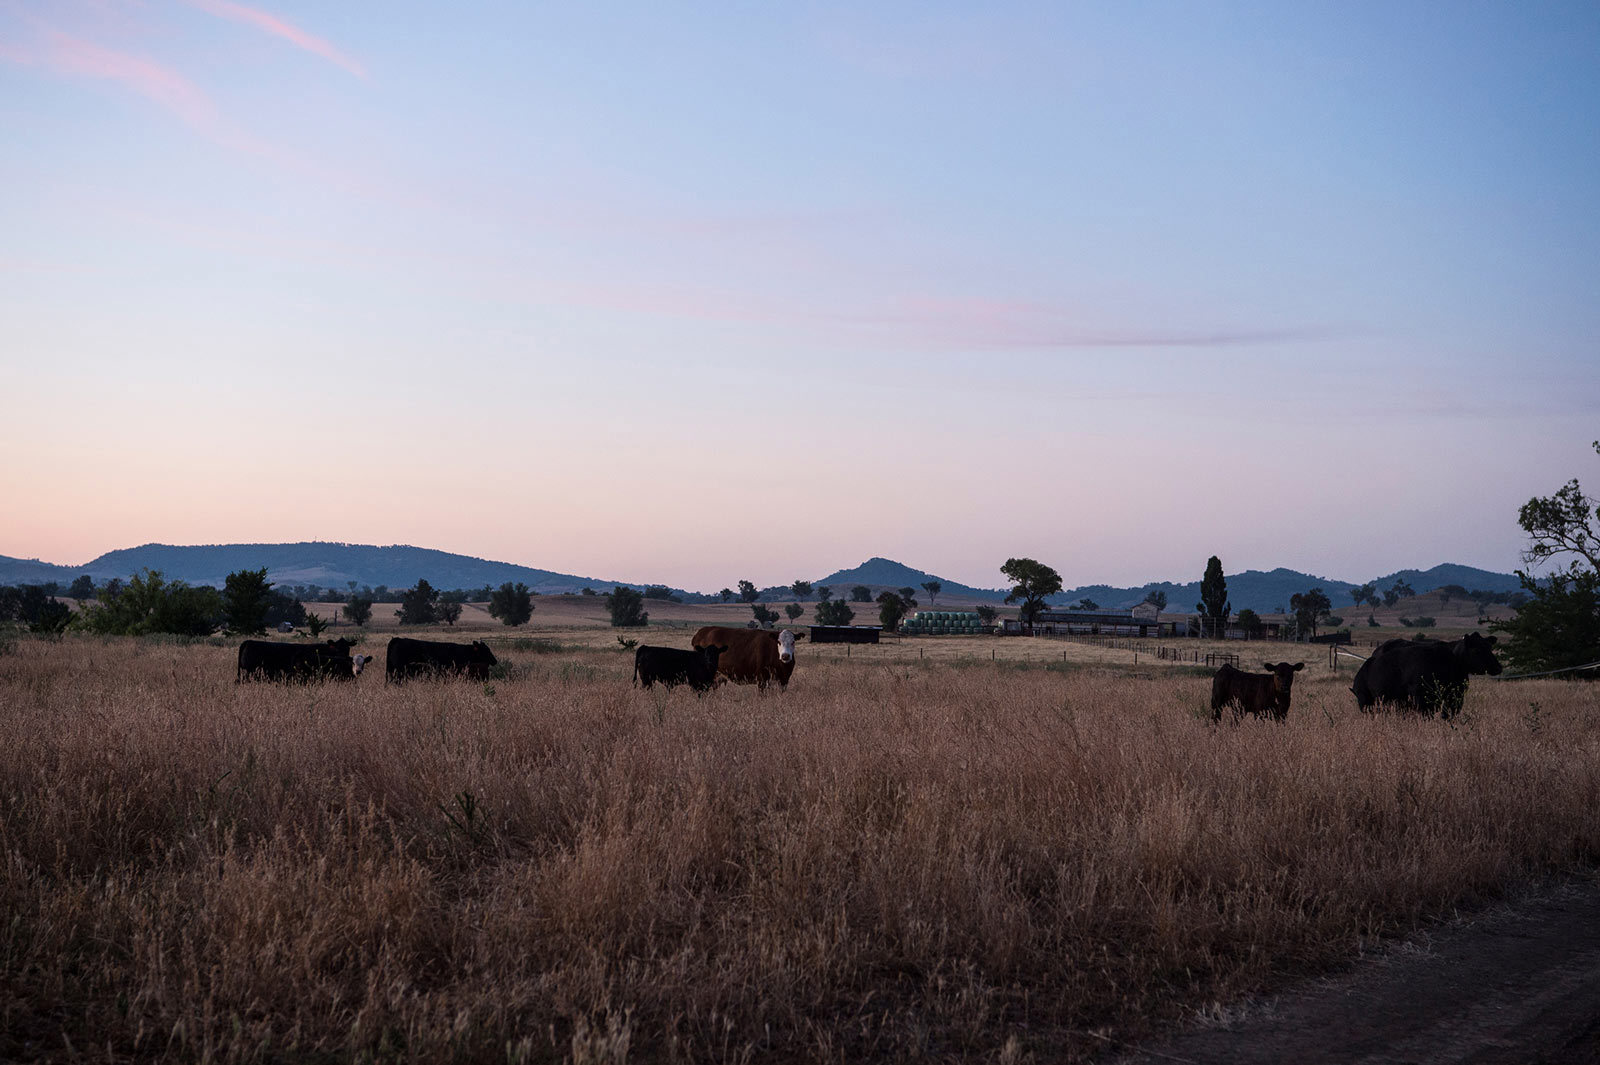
[815, 599, 855, 626]
[606, 585, 649, 627]
[737, 580, 759, 604]
[1002, 557, 1063, 629]
[616, 635, 638, 651]
[1494, 442, 1600, 676]
[305, 613, 328, 637]
[68, 575, 95, 599]
[343, 595, 374, 627]
[785, 602, 804, 623]
[816, 586, 832, 603]
[850, 585, 873, 603]
[488, 582, 534, 626]
[750, 603, 780, 628]
[437, 601, 463, 626]
[1196, 556, 1230, 638]
[76, 570, 220, 637]
[222, 568, 273, 635]
[397, 580, 439, 625]
[792, 580, 812, 600]
[876, 591, 907, 632]
[974, 604, 997, 625]
[1235, 607, 1263, 638]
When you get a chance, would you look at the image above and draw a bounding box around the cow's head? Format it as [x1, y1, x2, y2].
[471, 641, 498, 664]
[701, 643, 730, 670]
[325, 637, 353, 654]
[1263, 661, 1305, 698]
[776, 629, 796, 663]
[1457, 632, 1502, 676]
[350, 653, 373, 676]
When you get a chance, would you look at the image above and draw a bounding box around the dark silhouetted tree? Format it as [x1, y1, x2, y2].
[437, 600, 463, 626]
[750, 603, 780, 627]
[738, 580, 759, 604]
[1196, 556, 1230, 638]
[343, 594, 373, 627]
[719, 587, 734, 602]
[1001, 558, 1063, 630]
[974, 604, 998, 626]
[488, 582, 533, 626]
[791, 580, 812, 600]
[1290, 588, 1333, 637]
[785, 602, 804, 623]
[1236, 608, 1264, 639]
[606, 585, 649, 627]
[877, 591, 908, 632]
[1142, 589, 1168, 610]
[850, 585, 872, 603]
[1493, 441, 1600, 674]
[921, 580, 941, 605]
[222, 568, 273, 635]
[68, 575, 95, 600]
[397, 580, 439, 625]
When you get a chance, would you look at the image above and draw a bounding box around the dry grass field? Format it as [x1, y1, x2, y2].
[2, 624, 1595, 1063]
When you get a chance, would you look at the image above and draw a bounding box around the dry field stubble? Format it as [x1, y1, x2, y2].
[2, 633, 1597, 1063]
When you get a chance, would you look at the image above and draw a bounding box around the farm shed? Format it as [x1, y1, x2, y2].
[809, 625, 881, 644]
[1003, 603, 1177, 638]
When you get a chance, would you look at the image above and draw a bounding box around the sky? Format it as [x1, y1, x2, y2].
[2, 1, 1597, 592]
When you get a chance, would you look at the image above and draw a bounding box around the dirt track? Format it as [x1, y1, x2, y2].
[1113, 872, 1600, 1065]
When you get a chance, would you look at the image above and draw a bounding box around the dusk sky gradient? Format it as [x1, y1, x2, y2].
[3, 1, 1597, 592]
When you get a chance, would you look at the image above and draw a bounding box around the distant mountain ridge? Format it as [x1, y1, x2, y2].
[0, 542, 672, 597]
[0, 543, 1523, 611]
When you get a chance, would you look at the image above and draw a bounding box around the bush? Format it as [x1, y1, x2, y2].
[76, 570, 220, 637]
[489, 583, 534, 627]
[1399, 616, 1437, 628]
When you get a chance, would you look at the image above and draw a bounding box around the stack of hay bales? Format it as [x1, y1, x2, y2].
[900, 610, 985, 636]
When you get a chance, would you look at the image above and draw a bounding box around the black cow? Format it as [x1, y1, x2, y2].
[1351, 633, 1502, 718]
[237, 637, 369, 682]
[633, 643, 727, 692]
[1211, 661, 1305, 722]
[385, 637, 498, 681]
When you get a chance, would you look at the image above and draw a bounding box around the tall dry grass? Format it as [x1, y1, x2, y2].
[2, 634, 1597, 1062]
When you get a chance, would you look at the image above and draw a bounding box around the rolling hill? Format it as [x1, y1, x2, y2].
[0, 543, 1524, 613]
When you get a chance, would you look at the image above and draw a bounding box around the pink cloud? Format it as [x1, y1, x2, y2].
[35, 29, 219, 129]
[185, 0, 366, 78]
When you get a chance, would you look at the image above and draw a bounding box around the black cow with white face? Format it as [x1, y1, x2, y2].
[237, 637, 370, 682]
[1351, 632, 1502, 718]
[385, 637, 498, 682]
[633, 643, 727, 693]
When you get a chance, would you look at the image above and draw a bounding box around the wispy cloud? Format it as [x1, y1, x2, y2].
[25, 29, 220, 129]
[185, 0, 365, 78]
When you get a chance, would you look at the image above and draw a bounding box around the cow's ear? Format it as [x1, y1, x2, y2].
[1486, 635, 1498, 646]
[1263, 662, 1276, 671]
[1292, 662, 1305, 671]
[793, 630, 808, 640]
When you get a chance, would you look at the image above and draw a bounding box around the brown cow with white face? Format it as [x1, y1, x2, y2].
[691, 626, 803, 691]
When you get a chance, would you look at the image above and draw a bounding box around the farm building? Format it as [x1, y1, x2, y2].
[1001, 603, 1177, 638]
[808, 625, 881, 644]
[900, 611, 987, 636]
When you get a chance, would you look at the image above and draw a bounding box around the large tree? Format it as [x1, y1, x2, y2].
[488, 582, 534, 626]
[921, 580, 941, 605]
[397, 580, 439, 625]
[850, 585, 873, 603]
[1290, 588, 1333, 637]
[222, 567, 273, 635]
[1350, 582, 1377, 608]
[791, 580, 813, 600]
[737, 580, 760, 604]
[1142, 589, 1168, 610]
[1196, 556, 1230, 638]
[343, 593, 374, 627]
[876, 591, 908, 632]
[606, 586, 649, 627]
[1001, 558, 1062, 630]
[1493, 441, 1600, 674]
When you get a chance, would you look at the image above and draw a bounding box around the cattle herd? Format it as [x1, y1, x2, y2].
[236, 636, 498, 683]
[237, 626, 1507, 720]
